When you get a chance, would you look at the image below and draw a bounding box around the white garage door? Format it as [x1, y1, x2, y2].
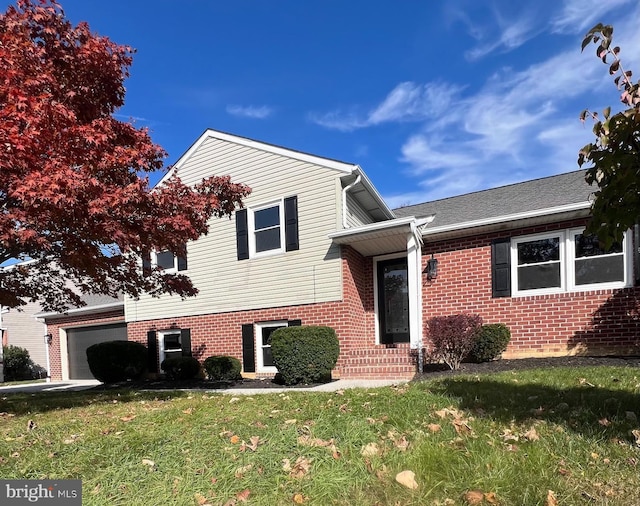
[67, 324, 127, 379]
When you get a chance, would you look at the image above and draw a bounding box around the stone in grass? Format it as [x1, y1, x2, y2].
[395, 470, 418, 490]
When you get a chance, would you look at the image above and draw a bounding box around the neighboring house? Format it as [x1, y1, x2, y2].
[1, 300, 47, 376]
[44, 129, 640, 381]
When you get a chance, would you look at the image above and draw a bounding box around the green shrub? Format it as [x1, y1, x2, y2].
[271, 325, 339, 385]
[203, 355, 242, 381]
[470, 323, 511, 363]
[161, 356, 201, 381]
[86, 340, 147, 383]
[426, 314, 483, 370]
[2, 345, 35, 381]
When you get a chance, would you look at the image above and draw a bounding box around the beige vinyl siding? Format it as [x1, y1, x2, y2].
[2, 301, 47, 368]
[126, 137, 345, 322]
[345, 192, 376, 228]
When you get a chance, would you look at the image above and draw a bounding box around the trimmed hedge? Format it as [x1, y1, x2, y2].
[161, 356, 201, 381]
[86, 340, 147, 383]
[203, 355, 242, 381]
[2, 345, 35, 381]
[469, 323, 511, 363]
[271, 325, 339, 385]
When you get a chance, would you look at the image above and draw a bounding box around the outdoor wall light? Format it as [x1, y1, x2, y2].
[425, 254, 438, 280]
[44, 333, 53, 345]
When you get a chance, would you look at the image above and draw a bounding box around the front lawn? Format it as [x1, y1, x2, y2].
[1, 366, 639, 505]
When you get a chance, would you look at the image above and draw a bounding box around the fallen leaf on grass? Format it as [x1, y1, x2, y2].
[453, 420, 473, 436]
[230, 435, 240, 444]
[599, 418, 611, 427]
[239, 436, 262, 452]
[292, 492, 306, 503]
[287, 457, 312, 479]
[235, 464, 253, 479]
[523, 427, 540, 441]
[393, 435, 409, 451]
[141, 458, 155, 468]
[484, 492, 499, 504]
[578, 378, 594, 387]
[194, 492, 212, 506]
[297, 435, 333, 447]
[63, 434, 81, 444]
[395, 470, 418, 490]
[182, 408, 194, 415]
[631, 429, 640, 446]
[284, 419, 297, 425]
[427, 423, 441, 433]
[546, 490, 558, 506]
[91, 484, 101, 495]
[360, 442, 380, 457]
[27, 419, 36, 431]
[463, 490, 484, 505]
[120, 415, 136, 422]
[236, 489, 251, 502]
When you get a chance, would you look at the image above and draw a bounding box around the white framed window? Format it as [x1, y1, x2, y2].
[511, 229, 630, 296]
[158, 330, 183, 369]
[255, 320, 288, 373]
[152, 247, 187, 273]
[567, 228, 628, 290]
[249, 200, 285, 258]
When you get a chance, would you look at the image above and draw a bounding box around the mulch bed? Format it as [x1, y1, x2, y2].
[90, 356, 640, 391]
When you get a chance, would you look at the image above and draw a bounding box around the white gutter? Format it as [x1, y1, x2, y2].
[330, 215, 420, 240]
[342, 175, 361, 228]
[35, 301, 123, 320]
[422, 201, 592, 237]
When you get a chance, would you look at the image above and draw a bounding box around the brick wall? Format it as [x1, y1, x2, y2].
[47, 309, 125, 380]
[422, 219, 640, 358]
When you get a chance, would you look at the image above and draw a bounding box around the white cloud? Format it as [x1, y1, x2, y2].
[465, 14, 540, 61]
[226, 105, 273, 119]
[552, 0, 634, 34]
[310, 82, 463, 132]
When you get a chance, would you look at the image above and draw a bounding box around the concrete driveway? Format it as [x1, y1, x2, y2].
[0, 380, 101, 394]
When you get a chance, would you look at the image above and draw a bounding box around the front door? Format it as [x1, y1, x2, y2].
[377, 257, 410, 344]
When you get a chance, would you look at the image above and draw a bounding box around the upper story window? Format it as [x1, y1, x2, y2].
[508, 228, 630, 296]
[236, 196, 299, 260]
[142, 247, 187, 275]
[252, 202, 284, 256]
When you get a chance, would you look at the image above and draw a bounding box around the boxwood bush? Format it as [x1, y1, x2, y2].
[469, 323, 511, 363]
[203, 355, 242, 381]
[86, 340, 147, 383]
[161, 356, 201, 381]
[271, 325, 339, 385]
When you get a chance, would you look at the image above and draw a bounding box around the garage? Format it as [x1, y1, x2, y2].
[66, 324, 127, 379]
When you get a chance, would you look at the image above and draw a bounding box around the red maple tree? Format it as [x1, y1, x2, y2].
[0, 0, 250, 311]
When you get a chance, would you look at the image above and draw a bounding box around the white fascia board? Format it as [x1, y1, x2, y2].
[35, 301, 124, 320]
[422, 202, 592, 237]
[329, 216, 419, 241]
[352, 165, 396, 220]
[157, 129, 357, 188]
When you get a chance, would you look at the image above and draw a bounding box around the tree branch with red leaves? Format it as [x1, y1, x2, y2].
[0, 0, 250, 311]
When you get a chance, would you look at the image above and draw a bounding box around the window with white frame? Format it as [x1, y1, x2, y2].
[152, 247, 187, 272]
[511, 228, 629, 296]
[251, 202, 284, 256]
[255, 321, 288, 373]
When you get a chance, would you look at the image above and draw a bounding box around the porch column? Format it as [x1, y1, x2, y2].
[406, 231, 423, 349]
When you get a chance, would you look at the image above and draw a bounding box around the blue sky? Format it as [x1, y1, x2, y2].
[9, 0, 640, 207]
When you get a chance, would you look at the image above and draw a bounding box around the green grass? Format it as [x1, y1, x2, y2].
[1, 366, 639, 505]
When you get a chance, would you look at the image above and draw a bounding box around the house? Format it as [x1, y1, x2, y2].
[43, 129, 640, 381]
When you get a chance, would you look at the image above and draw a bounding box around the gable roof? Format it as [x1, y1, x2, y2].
[394, 170, 593, 231]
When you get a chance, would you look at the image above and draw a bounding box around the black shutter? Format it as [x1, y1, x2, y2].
[284, 196, 299, 252]
[180, 329, 192, 357]
[491, 238, 511, 298]
[241, 324, 255, 373]
[288, 319, 302, 327]
[142, 251, 152, 277]
[236, 209, 249, 260]
[147, 330, 158, 373]
[177, 245, 188, 271]
[634, 224, 640, 286]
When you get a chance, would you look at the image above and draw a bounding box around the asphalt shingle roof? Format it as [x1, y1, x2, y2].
[393, 169, 593, 228]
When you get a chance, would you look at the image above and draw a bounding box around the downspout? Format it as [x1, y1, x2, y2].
[342, 175, 361, 229]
